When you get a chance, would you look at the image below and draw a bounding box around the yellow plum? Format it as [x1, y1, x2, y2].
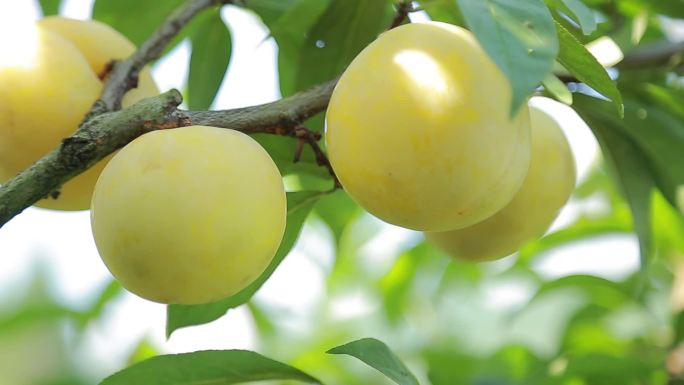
[426, 104, 576, 261]
[325, 21, 531, 231]
[0, 17, 158, 210]
[90, 126, 287, 305]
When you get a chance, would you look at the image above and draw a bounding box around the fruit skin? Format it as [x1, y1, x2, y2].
[0, 17, 158, 211]
[90, 126, 287, 305]
[425, 104, 576, 262]
[325, 21, 531, 231]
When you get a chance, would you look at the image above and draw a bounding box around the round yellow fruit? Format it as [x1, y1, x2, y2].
[325, 21, 531, 231]
[90, 126, 287, 305]
[0, 17, 158, 210]
[425, 104, 576, 261]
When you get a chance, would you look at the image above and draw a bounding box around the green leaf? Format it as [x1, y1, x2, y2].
[426, 345, 549, 385]
[99, 350, 321, 385]
[417, 0, 465, 25]
[616, 85, 684, 208]
[294, 0, 393, 92]
[456, 0, 558, 113]
[92, 0, 185, 46]
[516, 213, 632, 264]
[527, 274, 637, 310]
[562, 353, 660, 384]
[673, 310, 684, 348]
[379, 244, 437, 324]
[555, 21, 624, 116]
[187, 11, 232, 110]
[328, 338, 419, 385]
[166, 191, 324, 336]
[652, 1, 684, 19]
[549, 0, 596, 35]
[574, 94, 654, 266]
[313, 189, 361, 245]
[246, 0, 299, 25]
[75, 279, 123, 328]
[253, 134, 330, 179]
[542, 73, 573, 104]
[38, 0, 61, 16]
[265, 0, 331, 96]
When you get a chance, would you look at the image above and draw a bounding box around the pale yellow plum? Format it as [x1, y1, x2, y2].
[325, 21, 531, 231]
[90, 126, 287, 305]
[37, 17, 158, 107]
[0, 17, 158, 211]
[425, 105, 576, 262]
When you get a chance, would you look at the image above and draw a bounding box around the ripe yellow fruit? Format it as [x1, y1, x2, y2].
[325, 21, 531, 231]
[0, 17, 158, 210]
[90, 126, 287, 305]
[425, 105, 576, 261]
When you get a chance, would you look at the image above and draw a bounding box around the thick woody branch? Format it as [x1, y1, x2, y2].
[0, 91, 183, 226]
[181, 80, 336, 132]
[0, 81, 337, 228]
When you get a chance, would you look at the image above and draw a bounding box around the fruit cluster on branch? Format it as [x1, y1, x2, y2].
[0, 1, 337, 228]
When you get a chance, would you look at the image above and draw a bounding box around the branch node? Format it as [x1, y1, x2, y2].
[389, 1, 413, 30]
[293, 125, 340, 188]
[98, 60, 117, 81]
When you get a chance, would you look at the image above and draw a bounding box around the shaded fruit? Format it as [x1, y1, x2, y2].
[426, 104, 576, 261]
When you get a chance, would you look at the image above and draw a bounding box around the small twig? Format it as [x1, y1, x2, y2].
[293, 139, 306, 163]
[87, 0, 223, 117]
[617, 40, 684, 70]
[293, 125, 341, 189]
[388, 1, 413, 30]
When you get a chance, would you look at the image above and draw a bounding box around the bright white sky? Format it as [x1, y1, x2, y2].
[0, 0, 640, 381]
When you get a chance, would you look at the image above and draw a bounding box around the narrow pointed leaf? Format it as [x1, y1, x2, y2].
[188, 11, 232, 110]
[556, 21, 623, 116]
[328, 338, 419, 385]
[573, 95, 653, 266]
[99, 350, 321, 385]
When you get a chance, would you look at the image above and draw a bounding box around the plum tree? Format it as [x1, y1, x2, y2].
[3, 0, 684, 384]
[325, 21, 531, 232]
[90, 125, 286, 305]
[425, 104, 576, 261]
[0, 17, 157, 211]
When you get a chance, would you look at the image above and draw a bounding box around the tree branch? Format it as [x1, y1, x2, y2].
[617, 40, 684, 70]
[180, 80, 336, 133]
[88, 0, 224, 116]
[0, 80, 337, 228]
[388, 1, 413, 30]
[293, 125, 341, 189]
